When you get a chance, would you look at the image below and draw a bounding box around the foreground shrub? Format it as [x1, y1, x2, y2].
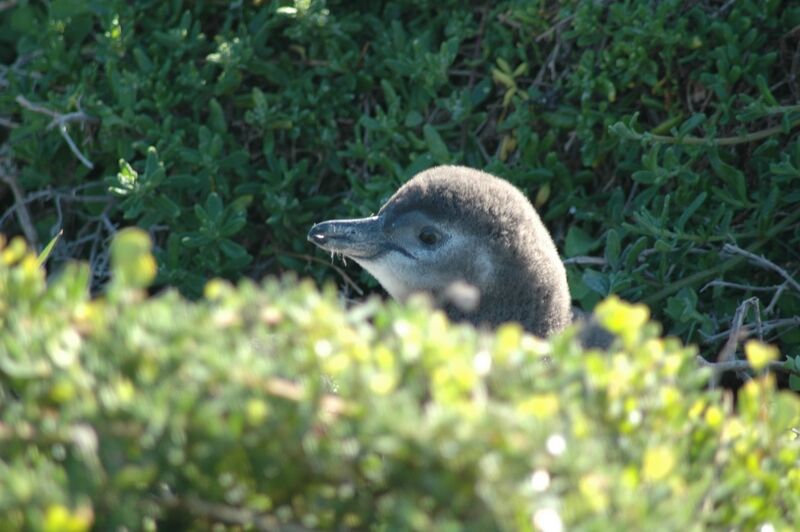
[1, 230, 798, 530]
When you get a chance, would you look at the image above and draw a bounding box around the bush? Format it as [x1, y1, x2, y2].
[1, 229, 798, 530]
[1, 1, 799, 362]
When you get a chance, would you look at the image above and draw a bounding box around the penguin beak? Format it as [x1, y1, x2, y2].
[307, 215, 387, 260]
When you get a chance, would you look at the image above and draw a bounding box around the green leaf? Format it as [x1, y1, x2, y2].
[678, 113, 706, 136]
[675, 192, 707, 231]
[423, 124, 449, 163]
[10, 4, 40, 33]
[220, 216, 246, 237]
[143, 147, 165, 187]
[381, 80, 398, 107]
[755, 75, 779, 106]
[208, 98, 227, 133]
[565, 226, 599, 257]
[709, 153, 748, 203]
[582, 269, 609, 295]
[605, 229, 621, 270]
[133, 47, 154, 73]
[153, 195, 182, 220]
[112, 160, 138, 195]
[404, 111, 423, 128]
[789, 374, 800, 392]
[220, 239, 248, 260]
[36, 230, 63, 267]
[49, 0, 89, 19]
[624, 237, 648, 269]
[206, 193, 224, 222]
[542, 111, 576, 130]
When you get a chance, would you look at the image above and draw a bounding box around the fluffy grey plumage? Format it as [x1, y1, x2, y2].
[308, 165, 574, 338]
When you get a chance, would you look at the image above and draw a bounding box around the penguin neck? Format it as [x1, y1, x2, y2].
[475, 251, 572, 338]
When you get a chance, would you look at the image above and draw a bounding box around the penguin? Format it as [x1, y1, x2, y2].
[308, 165, 587, 340]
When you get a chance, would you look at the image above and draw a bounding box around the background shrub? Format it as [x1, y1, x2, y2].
[1, 1, 799, 361]
[2, 1, 800, 523]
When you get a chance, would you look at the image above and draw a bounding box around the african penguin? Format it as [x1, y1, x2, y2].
[307, 165, 584, 340]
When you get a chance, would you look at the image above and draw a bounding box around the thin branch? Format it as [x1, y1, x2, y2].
[643, 208, 800, 304]
[536, 14, 575, 42]
[765, 282, 789, 315]
[0, 117, 19, 129]
[56, 123, 94, 169]
[627, 118, 800, 146]
[536, 38, 561, 86]
[721, 243, 800, 295]
[700, 280, 785, 293]
[86, 211, 116, 289]
[0, 186, 112, 228]
[0, 155, 39, 249]
[15, 95, 97, 169]
[15, 95, 60, 119]
[760, 104, 800, 115]
[711, 0, 737, 18]
[704, 316, 800, 344]
[496, 13, 523, 31]
[712, 297, 760, 381]
[696, 355, 792, 375]
[159, 493, 311, 532]
[563, 256, 607, 266]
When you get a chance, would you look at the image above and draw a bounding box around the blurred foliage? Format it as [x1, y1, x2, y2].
[1, 229, 799, 529]
[1, 0, 799, 360]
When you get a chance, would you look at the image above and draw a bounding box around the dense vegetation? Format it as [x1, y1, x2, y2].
[1, 0, 799, 529]
[1, 230, 799, 529]
[1, 0, 799, 357]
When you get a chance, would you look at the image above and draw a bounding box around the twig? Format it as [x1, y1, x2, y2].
[87, 212, 116, 289]
[496, 12, 523, 31]
[0, 117, 18, 129]
[721, 243, 800, 295]
[696, 355, 792, 375]
[159, 493, 311, 532]
[52, 196, 64, 237]
[15, 95, 60, 119]
[643, 208, 800, 304]
[765, 282, 789, 315]
[0, 51, 42, 83]
[563, 256, 606, 266]
[630, 118, 800, 146]
[700, 280, 785, 293]
[536, 14, 575, 42]
[0, 154, 39, 249]
[57, 122, 94, 168]
[533, 37, 561, 86]
[712, 0, 737, 18]
[0, 187, 112, 228]
[474, 133, 491, 163]
[713, 297, 759, 367]
[15, 95, 97, 169]
[704, 317, 800, 344]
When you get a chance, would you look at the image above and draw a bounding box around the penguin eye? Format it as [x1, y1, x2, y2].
[418, 227, 440, 246]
